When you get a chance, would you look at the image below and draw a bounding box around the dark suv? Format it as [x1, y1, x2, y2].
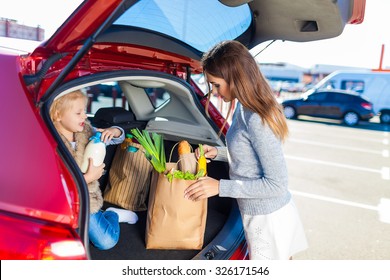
[282, 89, 374, 126]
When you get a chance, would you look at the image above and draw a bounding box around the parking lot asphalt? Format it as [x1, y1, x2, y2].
[284, 117, 390, 260]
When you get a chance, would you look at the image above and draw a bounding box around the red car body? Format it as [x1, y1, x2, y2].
[0, 0, 365, 260]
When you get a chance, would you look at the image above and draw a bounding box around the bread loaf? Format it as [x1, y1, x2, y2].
[178, 140, 191, 155]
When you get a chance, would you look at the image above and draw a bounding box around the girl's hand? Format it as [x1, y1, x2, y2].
[84, 158, 105, 183]
[184, 177, 219, 201]
[96, 127, 121, 143]
[194, 144, 217, 160]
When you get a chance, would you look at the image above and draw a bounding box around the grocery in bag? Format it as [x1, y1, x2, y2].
[104, 134, 153, 211]
[131, 129, 208, 250]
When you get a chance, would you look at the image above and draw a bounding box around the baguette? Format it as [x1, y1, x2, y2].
[178, 140, 191, 155]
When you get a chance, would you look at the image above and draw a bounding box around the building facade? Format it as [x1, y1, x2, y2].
[0, 18, 44, 41]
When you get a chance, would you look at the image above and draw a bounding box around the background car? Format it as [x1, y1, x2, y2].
[0, 0, 365, 260]
[282, 89, 374, 126]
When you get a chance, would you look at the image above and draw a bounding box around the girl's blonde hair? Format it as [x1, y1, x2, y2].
[201, 40, 289, 141]
[50, 90, 88, 122]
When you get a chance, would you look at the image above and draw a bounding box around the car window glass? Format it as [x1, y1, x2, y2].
[332, 93, 349, 102]
[308, 93, 327, 101]
[86, 82, 127, 114]
[85, 82, 171, 114]
[341, 80, 365, 93]
[114, 0, 251, 52]
[144, 88, 170, 108]
[318, 80, 336, 90]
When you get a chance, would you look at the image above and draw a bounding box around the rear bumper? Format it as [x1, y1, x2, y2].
[361, 112, 375, 120]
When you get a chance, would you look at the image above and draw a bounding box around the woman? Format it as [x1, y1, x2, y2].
[184, 40, 308, 260]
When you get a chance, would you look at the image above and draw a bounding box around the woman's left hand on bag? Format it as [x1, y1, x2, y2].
[184, 177, 219, 201]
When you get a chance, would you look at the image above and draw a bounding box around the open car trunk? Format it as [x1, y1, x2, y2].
[90, 140, 233, 260]
[48, 70, 244, 260]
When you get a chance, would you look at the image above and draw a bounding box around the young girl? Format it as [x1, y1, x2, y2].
[184, 41, 308, 260]
[50, 90, 137, 250]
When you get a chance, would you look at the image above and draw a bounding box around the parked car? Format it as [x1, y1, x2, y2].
[0, 0, 365, 260]
[282, 89, 374, 126]
[304, 70, 390, 124]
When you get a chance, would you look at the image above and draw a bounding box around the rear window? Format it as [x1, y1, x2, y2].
[114, 0, 252, 52]
[85, 82, 171, 115]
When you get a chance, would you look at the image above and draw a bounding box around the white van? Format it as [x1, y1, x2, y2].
[307, 70, 390, 124]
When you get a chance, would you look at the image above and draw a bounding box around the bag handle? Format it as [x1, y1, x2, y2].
[168, 141, 180, 163]
[167, 141, 198, 173]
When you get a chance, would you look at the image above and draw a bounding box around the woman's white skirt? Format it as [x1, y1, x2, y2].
[241, 199, 308, 260]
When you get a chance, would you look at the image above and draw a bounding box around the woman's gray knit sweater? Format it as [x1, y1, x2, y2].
[215, 104, 291, 215]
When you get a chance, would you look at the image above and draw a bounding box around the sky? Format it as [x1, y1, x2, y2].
[253, 0, 390, 69]
[1, 0, 388, 69]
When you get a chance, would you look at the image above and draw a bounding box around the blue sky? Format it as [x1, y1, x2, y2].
[1, 0, 388, 69]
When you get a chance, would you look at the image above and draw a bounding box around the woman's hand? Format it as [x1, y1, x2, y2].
[194, 144, 217, 160]
[84, 158, 105, 183]
[184, 177, 219, 201]
[96, 127, 121, 143]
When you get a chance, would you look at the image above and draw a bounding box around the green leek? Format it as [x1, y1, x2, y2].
[130, 129, 166, 173]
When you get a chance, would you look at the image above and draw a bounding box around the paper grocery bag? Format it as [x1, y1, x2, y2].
[145, 163, 208, 250]
[178, 153, 197, 174]
[104, 143, 153, 211]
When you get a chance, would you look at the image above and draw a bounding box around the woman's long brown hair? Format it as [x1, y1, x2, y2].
[202, 40, 289, 141]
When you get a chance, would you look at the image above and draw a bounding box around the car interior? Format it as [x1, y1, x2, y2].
[51, 70, 238, 260]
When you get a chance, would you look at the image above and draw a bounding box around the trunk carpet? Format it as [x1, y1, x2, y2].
[89, 200, 228, 260]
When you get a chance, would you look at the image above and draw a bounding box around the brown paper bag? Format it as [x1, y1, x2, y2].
[104, 142, 153, 211]
[145, 163, 208, 250]
[178, 153, 197, 174]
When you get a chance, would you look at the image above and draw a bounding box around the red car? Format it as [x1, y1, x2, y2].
[0, 0, 365, 260]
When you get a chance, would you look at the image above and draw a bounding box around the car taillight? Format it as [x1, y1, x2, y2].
[361, 102, 373, 110]
[229, 241, 249, 260]
[0, 211, 87, 260]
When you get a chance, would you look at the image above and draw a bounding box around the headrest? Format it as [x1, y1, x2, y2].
[93, 107, 135, 125]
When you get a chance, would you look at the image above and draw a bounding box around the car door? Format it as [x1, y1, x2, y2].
[297, 92, 327, 116]
[315, 92, 341, 118]
[324, 93, 349, 118]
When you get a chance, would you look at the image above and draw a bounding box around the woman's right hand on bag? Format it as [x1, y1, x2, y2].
[84, 158, 105, 183]
[184, 176, 220, 201]
[195, 144, 217, 160]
